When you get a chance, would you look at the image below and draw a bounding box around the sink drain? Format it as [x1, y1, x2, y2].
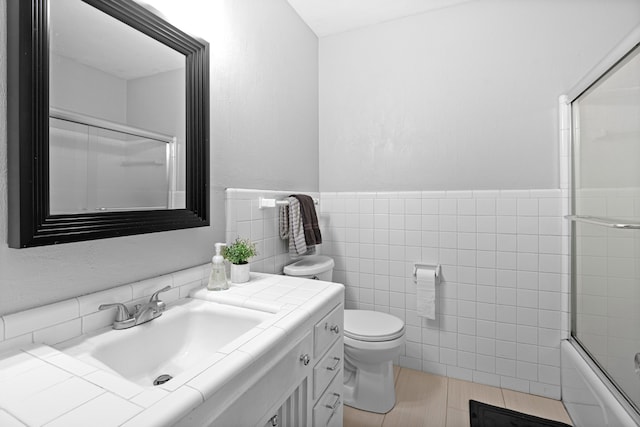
[153, 374, 173, 386]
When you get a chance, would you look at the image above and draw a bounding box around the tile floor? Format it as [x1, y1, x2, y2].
[343, 367, 573, 427]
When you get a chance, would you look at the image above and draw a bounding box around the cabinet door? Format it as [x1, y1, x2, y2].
[212, 332, 312, 426]
[260, 378, 308, 427]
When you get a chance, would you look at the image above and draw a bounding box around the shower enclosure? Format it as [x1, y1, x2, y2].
[49, 108, 180, 214]
[564, 28, 640, 426]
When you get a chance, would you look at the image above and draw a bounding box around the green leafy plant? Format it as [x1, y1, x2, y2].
[222, 237, 257, 265]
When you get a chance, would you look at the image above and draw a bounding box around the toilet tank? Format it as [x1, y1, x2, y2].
[283, 255, 334, 281]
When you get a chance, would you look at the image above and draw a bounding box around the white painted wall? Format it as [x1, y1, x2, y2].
[0, 0, 319, 315]
[50, 53, 127, 123]
[128, 68, 186, 191]
[319, 0, 640, 192]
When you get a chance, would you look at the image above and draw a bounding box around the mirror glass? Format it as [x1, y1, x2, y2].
[49, 0, 186, 214]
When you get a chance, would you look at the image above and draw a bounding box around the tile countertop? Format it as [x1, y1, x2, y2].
[0, 273, 344, 427]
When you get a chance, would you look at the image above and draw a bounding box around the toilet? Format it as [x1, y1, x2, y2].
[283, 255, 406, 414]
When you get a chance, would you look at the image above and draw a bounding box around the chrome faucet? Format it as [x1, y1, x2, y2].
[99, 285, 171, 330]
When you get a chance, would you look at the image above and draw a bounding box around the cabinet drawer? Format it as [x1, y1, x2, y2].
[313, 373, 343, 427]
[314, 304, 343, 358]
[313, 338, 343, 399]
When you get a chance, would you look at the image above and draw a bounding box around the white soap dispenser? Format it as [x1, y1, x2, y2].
[207, 243, 228, 291]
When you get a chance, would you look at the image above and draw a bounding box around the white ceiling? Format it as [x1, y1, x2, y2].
[286, 0, 477, 37]
[51, 0, 184, 80]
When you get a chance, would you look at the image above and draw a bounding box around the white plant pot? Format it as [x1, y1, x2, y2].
[230, 263, 250, 283]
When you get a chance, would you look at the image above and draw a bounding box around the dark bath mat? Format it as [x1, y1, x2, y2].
[469, 400, 572, 427]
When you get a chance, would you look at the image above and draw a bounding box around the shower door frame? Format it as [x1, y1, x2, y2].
[565, 26, 640, 422]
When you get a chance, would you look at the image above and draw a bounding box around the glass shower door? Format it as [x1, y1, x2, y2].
[570, 43, 640, 413]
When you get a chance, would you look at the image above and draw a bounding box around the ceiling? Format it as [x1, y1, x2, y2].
[51, 0, 184, 81]
[285, 0, 477, 37]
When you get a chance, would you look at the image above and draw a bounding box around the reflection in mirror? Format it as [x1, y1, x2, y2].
[7, 0, 209, 248]
[49, 0, 186, 213]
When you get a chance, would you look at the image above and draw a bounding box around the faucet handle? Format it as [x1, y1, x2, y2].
[98, 303, 132, 321]
[149, 285, 171, 302]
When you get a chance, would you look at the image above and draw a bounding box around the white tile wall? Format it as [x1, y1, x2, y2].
[0, 265, 209, 353]
[225, 188, 321, 275]
[319, 189, 570, 399]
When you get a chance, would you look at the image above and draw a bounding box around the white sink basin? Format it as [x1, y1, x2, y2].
[56, 298, 274, 388]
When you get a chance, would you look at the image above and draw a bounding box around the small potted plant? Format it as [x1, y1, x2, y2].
[222, 237, 257, 283]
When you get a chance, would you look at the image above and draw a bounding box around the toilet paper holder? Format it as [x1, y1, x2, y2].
[413, 263, 441, 282]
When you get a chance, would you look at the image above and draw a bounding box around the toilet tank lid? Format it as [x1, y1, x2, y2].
[283, 255, 334, 276]
[344, 309, 405, 342]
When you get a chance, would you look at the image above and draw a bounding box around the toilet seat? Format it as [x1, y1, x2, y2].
[344, 309, 405, 342]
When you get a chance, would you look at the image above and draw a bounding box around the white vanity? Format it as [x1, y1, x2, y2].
[0, 271, 344, 427]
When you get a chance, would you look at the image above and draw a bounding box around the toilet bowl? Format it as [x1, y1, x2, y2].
[283, 255, 406, 414]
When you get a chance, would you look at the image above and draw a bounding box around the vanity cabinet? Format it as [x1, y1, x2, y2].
[177, 300, 344, 427]
[257, 303, 344, 427]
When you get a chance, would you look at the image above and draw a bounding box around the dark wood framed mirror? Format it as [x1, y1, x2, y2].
[7, 0, 210, 248]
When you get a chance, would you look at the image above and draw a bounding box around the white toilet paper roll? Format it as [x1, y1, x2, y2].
[416, 267, 436, 319]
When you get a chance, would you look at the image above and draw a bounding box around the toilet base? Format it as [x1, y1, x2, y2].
[343, 359, 397, 414]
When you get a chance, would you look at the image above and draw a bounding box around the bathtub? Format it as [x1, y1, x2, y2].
[561, 340, 640, 427]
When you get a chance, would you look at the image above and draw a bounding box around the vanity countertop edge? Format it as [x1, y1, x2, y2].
[0, 273, 345, 427]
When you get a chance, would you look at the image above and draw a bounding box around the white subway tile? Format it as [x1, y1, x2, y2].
[374, 199, 389, 214]
[496, 340, 516, 359]
[497, 269, 517, 288]
[538, 198, 562, 216]
[458, 216, 477, 233]
[496, 323, 516, 341]
[517, 307, 538, 327]
[516, 326, 538, 346]
[496, 358, 516, 377]
[517, 343, 538, 363]
[477, 234, 496, 251]
[422, 215, 439, 231]
[539, 217, 563, 236]
[405, 199, 421, 215]
[77, 285, 133, 317]
[439, 199, 457, 215]
[476, 198, 496, 216]
[477, 251, 497, 269]
[439, 348, 457, 365]
[516, 361, 538, 381]
[4, 300, 79, 340]
[498, 216, 519, 235]
[421, 199, 439, 215]
[497, 252, 517, 270]
[517, 253, 539, 272]
[439, 215, 457, 232]
[496, 305, 516, 324]
[458, 250, 476, 267]
[389, 199, 404, 214]
[131, 275, 173, 300]
[477, 216, 496, 233]
[517, 199, 538, 216]
[517, 271, 539, 290]
[457, 233, 476, 250]
[517, 217, 538, 235]
[497, 199, 517, 216]
[33, 319, 82, 346]
[458, 199, 476, 215]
